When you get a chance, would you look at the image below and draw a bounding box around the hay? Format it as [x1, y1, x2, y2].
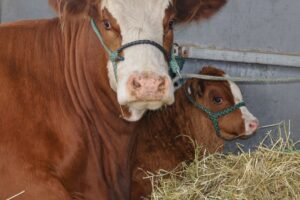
[148, 122, 300, 200]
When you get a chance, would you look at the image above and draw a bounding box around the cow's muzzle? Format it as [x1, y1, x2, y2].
[127, 73, 170, 101]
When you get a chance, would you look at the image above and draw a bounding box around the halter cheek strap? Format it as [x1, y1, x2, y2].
[185, 87, 246, 138]
[90, 18, 182, 81]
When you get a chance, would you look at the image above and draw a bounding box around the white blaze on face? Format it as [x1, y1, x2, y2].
[227, 80, 258, 136]
[101, 0, 174, 121]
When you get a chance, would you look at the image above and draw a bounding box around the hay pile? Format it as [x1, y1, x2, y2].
[148, 122, 300, 200]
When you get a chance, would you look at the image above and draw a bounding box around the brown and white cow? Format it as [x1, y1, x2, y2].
[131, 66, 259, 199]
[0, 0, 226, 199]
[47, 0, 227, 121]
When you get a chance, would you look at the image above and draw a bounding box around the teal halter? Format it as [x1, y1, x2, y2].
[90, 19, 183, 81]
[185, 87, 246, 138]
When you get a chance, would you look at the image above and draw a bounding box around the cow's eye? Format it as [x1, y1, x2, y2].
[103, 20, 111, 30]
[212, 96, 223, 105]
[168, 20, 175, 30]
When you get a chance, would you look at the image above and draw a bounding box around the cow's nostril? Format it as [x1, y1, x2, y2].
[158, 78, 166, 91]
[132, 79, 142, 90]
[249, 119, 259, 130]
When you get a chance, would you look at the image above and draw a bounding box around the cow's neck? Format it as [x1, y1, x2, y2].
[139, 88, 194, 138]
[137, 86, 223, 163]
[62, 19, 137, 199]
[137, 88, 196, 164]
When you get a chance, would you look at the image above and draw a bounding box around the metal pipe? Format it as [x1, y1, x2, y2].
[0, 1, 2, 23]
[181, 45, 300, 68]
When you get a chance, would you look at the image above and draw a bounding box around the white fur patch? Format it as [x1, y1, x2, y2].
[101, 0, 174, 121]
[227, 79, 258, 135]
[123, 107, 146, 122]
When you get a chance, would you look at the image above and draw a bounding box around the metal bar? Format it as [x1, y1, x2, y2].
[183, 45, 300, 68]
[0, 1, 2, 23]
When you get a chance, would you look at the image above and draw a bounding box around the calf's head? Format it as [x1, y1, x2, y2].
[49, 0, 227, 121]
[185, 67, 259, 140]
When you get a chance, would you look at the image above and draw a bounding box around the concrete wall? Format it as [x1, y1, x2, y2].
[1, 0, 300, 152]
[176, 0, 300, 54]
[0, 0, 54, 22]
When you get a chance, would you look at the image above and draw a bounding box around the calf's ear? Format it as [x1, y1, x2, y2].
[187, 79, 205, 99]
[200, 66, 225, 77]
[175, 0, 227, 23]
[48, 0, 100, 18]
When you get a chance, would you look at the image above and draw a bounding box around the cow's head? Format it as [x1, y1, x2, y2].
[49, 0, 227, 121]
[185, 67, 259, 140]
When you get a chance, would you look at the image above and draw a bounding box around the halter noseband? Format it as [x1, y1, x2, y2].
[90, 18, 182, 81]
[185, 87, 246, 138]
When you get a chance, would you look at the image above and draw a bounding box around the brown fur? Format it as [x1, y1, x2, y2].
[48, 0, 100, 18]
[48, 0, 227, 23]
[0, 17, 136, 200]
[175, 0, 227, 23]
[131, 67, 246, 199]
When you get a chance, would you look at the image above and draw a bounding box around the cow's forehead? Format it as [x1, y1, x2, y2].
[101, 0, 172, 16]
[101, 0, 172, 41]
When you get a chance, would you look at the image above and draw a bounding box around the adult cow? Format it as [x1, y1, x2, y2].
[131, 67, 259, 199]
[0, 0, 226, 199]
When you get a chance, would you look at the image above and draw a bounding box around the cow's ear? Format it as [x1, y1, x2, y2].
[186, 79, 205, 99]
[48, 0, 99, 18]
[175, 0, 227, 23]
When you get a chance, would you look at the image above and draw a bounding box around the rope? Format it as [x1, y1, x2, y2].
[185, 87, 246, 138]
[169, 45, 183, 78]
[173, 73, 300, 83]
[91, 18, 183, 82]
[116, 40, 169, 60]
[90, 19, 113, 55]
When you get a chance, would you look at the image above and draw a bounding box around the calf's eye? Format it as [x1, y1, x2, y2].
[103, 20, 111, 30]
[212, 96, 223, 105]
[168, 20, 175, 30]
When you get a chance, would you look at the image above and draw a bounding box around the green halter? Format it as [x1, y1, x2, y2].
[90, 19, 183, 81]
[185, 87, 246, 138]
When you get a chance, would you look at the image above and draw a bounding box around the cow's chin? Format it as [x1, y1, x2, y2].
[123, 107, 146, 122]
[129, 101, 165, 110]
[219, 130, 256, 141]
[218, 130, 241, 141]
[122, 99, 174, 122]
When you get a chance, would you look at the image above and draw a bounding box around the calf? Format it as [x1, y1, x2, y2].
[131, 66, 259, 199]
